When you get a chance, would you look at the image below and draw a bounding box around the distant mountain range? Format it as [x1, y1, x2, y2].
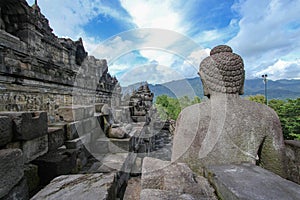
[122, 78, 300, 100]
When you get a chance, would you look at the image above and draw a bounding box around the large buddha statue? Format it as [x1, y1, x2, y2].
[171, 45, 286, 177]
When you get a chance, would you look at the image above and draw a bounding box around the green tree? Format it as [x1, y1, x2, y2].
[248, 96, 300, 140]
[155, 95, 201, 120]
[273, 98, 300, 140]
[246, 95, 266, 104]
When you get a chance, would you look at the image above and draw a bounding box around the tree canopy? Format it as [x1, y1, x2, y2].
[155, 94, 300, 140]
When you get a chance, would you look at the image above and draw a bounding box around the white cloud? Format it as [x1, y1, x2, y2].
[26, 0, 131, 40]
[120, 0, 186, 33]
[185, 48, 210, 67]
[139, 50, 174, 66]
[227, 0, 300, 79]
[89, 29, 206, 84]
[118, 62, 186, 86]
[91, 36, 134, 62]
[254, 59, 300, 80]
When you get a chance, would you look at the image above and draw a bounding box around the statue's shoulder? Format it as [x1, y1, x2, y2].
[178, 101, 210, 123]
[240, 99, 279, 119]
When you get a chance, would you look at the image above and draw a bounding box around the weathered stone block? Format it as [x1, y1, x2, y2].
[132, 157, 142, 175]
[205, 163, 300, 200]
[108, 127, 127, 139]
[98, 153, 128, 172]
[114, 109, 123, 122]
[131, 116, 147, 122]
[48, 127, 65, 151]
[91, 138, 109, 154]
[123, 177, 141, 200]
[82, 117, 98, 133]
[109, 138, 130, 153]
[1, 178, 29, 200]
[84, 105, 95, 118]
[31, 173, 116, 200]
[0, 116, 12, 147]
[24, 164, 39, 194]
[140, 189, 179, 200]
[0, 112, 47, 141]
[141, 157, 217, 199]
[0, 149, 24, 199]
[58, 106, 84, 122]
[5, 141, 21, 149]
[32, 149, 78, 185]
[90, 127, 105, 142]
[22, 135, 48, 163]
[95, 103, 104, 113]
[64, 133, 91, 150]
[65, 121, 83, 140]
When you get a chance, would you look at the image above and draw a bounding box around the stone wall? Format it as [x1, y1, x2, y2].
[0, 1, 123, 199]
[285, 140, 300, 184]
[0, 0, 121, 122]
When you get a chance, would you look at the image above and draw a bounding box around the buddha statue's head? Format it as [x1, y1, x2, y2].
[199, 45, 245, 98]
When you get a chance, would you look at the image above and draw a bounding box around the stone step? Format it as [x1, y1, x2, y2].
[1, 178, 28, 200]
[48, 127, 65, 151]
[58, 106, 85, 122]
[91, 137, 131, 154]
[0, 116, 12, 147]
[205, 163, 300, 200]
[0, 111, 47, 141]
[31, 173, 116, 200]
[91, 138, 110, 154]
[22, 135, 48, 163]
[32, 149, 78, 186]
[58, 105, 96, 122]
[109, 138, 130, 153]
[0, 149, 24, 199]
[96, 153, 129, 173]
[64, 133, 91, 150]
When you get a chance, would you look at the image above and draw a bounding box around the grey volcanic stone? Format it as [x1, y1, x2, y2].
[83, 105, 95, 119]
[140, 189, 178, 200]
[32, 149, 77, 185]
[205, 163, 300, 200]
[24, 164, 39, 193]
[0, 112, 47, 141]
[0, 116, 12, 147]
[141, 157, 217, 199]
[22, 135, 48, 163]
[285, 140, 300, 184]
[31, 173, 116, 200]
[92, 138, 109, 154]
[0, 149, 24, 198]
[172, 45, 286, 177]
[65, 121, 83, 140]
[48, 127, 65, 151]
[1, 178, 28, 200]
[58, 106, 84, 122]
[123, 177, 141, 200]
[64, 133, 91, 150]
[109, 138, 130, 153]
[108, 127, 127, 139]
[140, 189, 197, 200]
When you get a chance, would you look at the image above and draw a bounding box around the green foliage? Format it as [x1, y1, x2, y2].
[157, 94, 300, 140]
[155, 95, 201, 120]
[268, 98, 300, 140]
[246, 95, 266, 104]
[248, 95, 300, 140]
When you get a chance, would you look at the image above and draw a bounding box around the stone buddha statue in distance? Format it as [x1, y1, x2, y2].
[171, 45, 286, 177]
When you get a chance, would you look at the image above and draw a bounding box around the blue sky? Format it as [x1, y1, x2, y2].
[26, 0, 300, 86]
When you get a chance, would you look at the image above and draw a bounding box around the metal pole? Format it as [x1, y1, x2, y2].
[262, 74, 268, 105]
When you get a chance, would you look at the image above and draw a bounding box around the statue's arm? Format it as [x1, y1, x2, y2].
[260, 109, 287, 178]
